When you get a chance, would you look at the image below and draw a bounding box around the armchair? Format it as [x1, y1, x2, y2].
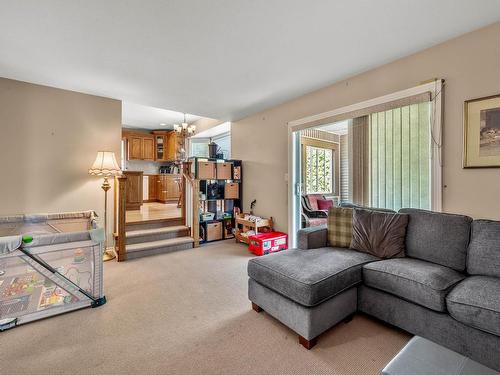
[301, 194, 328, 227]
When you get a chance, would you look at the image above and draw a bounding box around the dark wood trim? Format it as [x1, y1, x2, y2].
[343, 313, 355, 324]
[298, 335, 317, 350]
[251, 302, 263, 313]
[116, 175, 128, 262]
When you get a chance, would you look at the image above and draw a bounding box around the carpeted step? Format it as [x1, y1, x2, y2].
[125, 236, 194, 260]
[125, 218, 184, 231]
[125, 225, 190, 245]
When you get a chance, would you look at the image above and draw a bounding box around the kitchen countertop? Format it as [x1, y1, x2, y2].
[143, 173, 180, 176]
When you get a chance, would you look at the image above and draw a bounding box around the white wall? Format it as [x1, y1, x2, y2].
[232, 22, 500, 232]
[0, 78, 122, 239]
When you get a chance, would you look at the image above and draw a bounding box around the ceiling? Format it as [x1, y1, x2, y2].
[191, 122, 231, 139]
[1, 1, 500, 121]
[318, 121, 349, 135]
[122, 102, 202, 130]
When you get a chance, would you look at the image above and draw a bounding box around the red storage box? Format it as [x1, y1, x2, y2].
[248, 232, 288, 256]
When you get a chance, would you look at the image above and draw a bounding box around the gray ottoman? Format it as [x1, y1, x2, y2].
[382, 336, 500, 375]
[247, 247, 377, 348]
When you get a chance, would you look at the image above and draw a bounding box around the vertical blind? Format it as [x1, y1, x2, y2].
[369, 102, 431, 211]
[339, 135, 349, 202]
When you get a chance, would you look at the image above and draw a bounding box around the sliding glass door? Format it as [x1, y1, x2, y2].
[288, 80, 443, 242]
[288, 129, 302, 248]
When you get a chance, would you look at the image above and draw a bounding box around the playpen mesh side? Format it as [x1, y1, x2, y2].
[0, 211, 97, 237]
[0, 230, 103, 324]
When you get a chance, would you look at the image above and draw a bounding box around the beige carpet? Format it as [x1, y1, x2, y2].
[1, 241, 410, 375]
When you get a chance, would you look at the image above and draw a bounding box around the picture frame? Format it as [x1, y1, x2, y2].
[463, 93, 500, 168]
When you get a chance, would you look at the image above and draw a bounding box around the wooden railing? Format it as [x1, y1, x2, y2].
[182, 161, 200, 247]
[114, 175, 128, 261]
[113, 163, 198, 261]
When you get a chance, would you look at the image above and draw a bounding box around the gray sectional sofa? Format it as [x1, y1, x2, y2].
[247, 208, 500, 371]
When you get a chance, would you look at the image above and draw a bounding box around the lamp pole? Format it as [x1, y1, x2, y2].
[89, 151, 121, 262]
[101, 176, 115, 261]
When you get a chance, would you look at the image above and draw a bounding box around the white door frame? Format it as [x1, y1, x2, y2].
[287, 80, 443, 246]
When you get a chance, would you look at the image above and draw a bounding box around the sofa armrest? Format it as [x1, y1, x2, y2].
[303, 207, 328, 218]
[297, 225, 328, 250]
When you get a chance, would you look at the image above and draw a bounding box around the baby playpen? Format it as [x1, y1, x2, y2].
[0, 211, 106, 330]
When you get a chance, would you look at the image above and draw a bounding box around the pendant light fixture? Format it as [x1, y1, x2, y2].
[174, 113, 196, 137]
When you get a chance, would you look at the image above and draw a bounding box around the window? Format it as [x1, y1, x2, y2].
[212, 132, 231, 159]
[304, 145, 334, 194]
[189, 132, 231, 159]
[189, 138, 210, 157]
[369, 102, 431, 210]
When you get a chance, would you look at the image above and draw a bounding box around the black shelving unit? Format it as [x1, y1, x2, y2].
[189, 157, 242, 243]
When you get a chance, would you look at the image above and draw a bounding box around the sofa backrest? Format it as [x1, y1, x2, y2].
[398, 208, 472, 272]
[467, 219, 500, 277]
[340, 202, 395, 213]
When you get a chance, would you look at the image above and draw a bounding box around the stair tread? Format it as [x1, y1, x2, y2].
[126, 236, 194, 253]
[126, 225, 189, 238]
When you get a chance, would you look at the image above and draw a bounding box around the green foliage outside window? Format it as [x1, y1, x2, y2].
[305, 146, 333, 194]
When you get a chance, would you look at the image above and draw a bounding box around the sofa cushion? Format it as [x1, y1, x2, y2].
[327, 207, 353, 248]
[399, 208, 472, 271]
[447, 276, 500, 337]
[363, 258, 465, 311]
[351, 208, 408, 258]
[317, 199, 334, 210]
[247, 247, 378, 306]
[467, 220, 500, 278]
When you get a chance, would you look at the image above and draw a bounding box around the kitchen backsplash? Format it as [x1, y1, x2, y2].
[125, 160, 160, 174]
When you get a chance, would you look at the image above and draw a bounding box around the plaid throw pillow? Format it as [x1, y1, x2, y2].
[327, 207, 353, 248]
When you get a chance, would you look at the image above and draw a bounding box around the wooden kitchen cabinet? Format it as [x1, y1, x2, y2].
[166, 175, 181, 200]
[124, 131, 155, 161]
[123, 171, 143, 210]
[157, 176, 168, 202]
[125, 130, 181, 161]
[129, 136, 143, 160]
[152, 130, 180, 161]
[155, 135, 167, 161]
[157, 174, 181, 202]
[148, 175, 157, 201]
[142, 138, 155, 160]
[153, 134, 167, 161]
[166, 132, 183, 161]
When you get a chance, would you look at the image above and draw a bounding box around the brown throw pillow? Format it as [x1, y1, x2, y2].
[351, 208, 408, 258]
[327, 207, 353, 248]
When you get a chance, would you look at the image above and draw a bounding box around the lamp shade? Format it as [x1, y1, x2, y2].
[88, 151, 121, 176]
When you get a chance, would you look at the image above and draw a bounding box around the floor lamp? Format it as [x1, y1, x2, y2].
[89, 151, 122, 261]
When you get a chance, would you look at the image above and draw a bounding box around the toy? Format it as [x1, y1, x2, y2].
[234, 213, 273, 244]
[248, 232, 288, 256]
[73, 248, 86, 264]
